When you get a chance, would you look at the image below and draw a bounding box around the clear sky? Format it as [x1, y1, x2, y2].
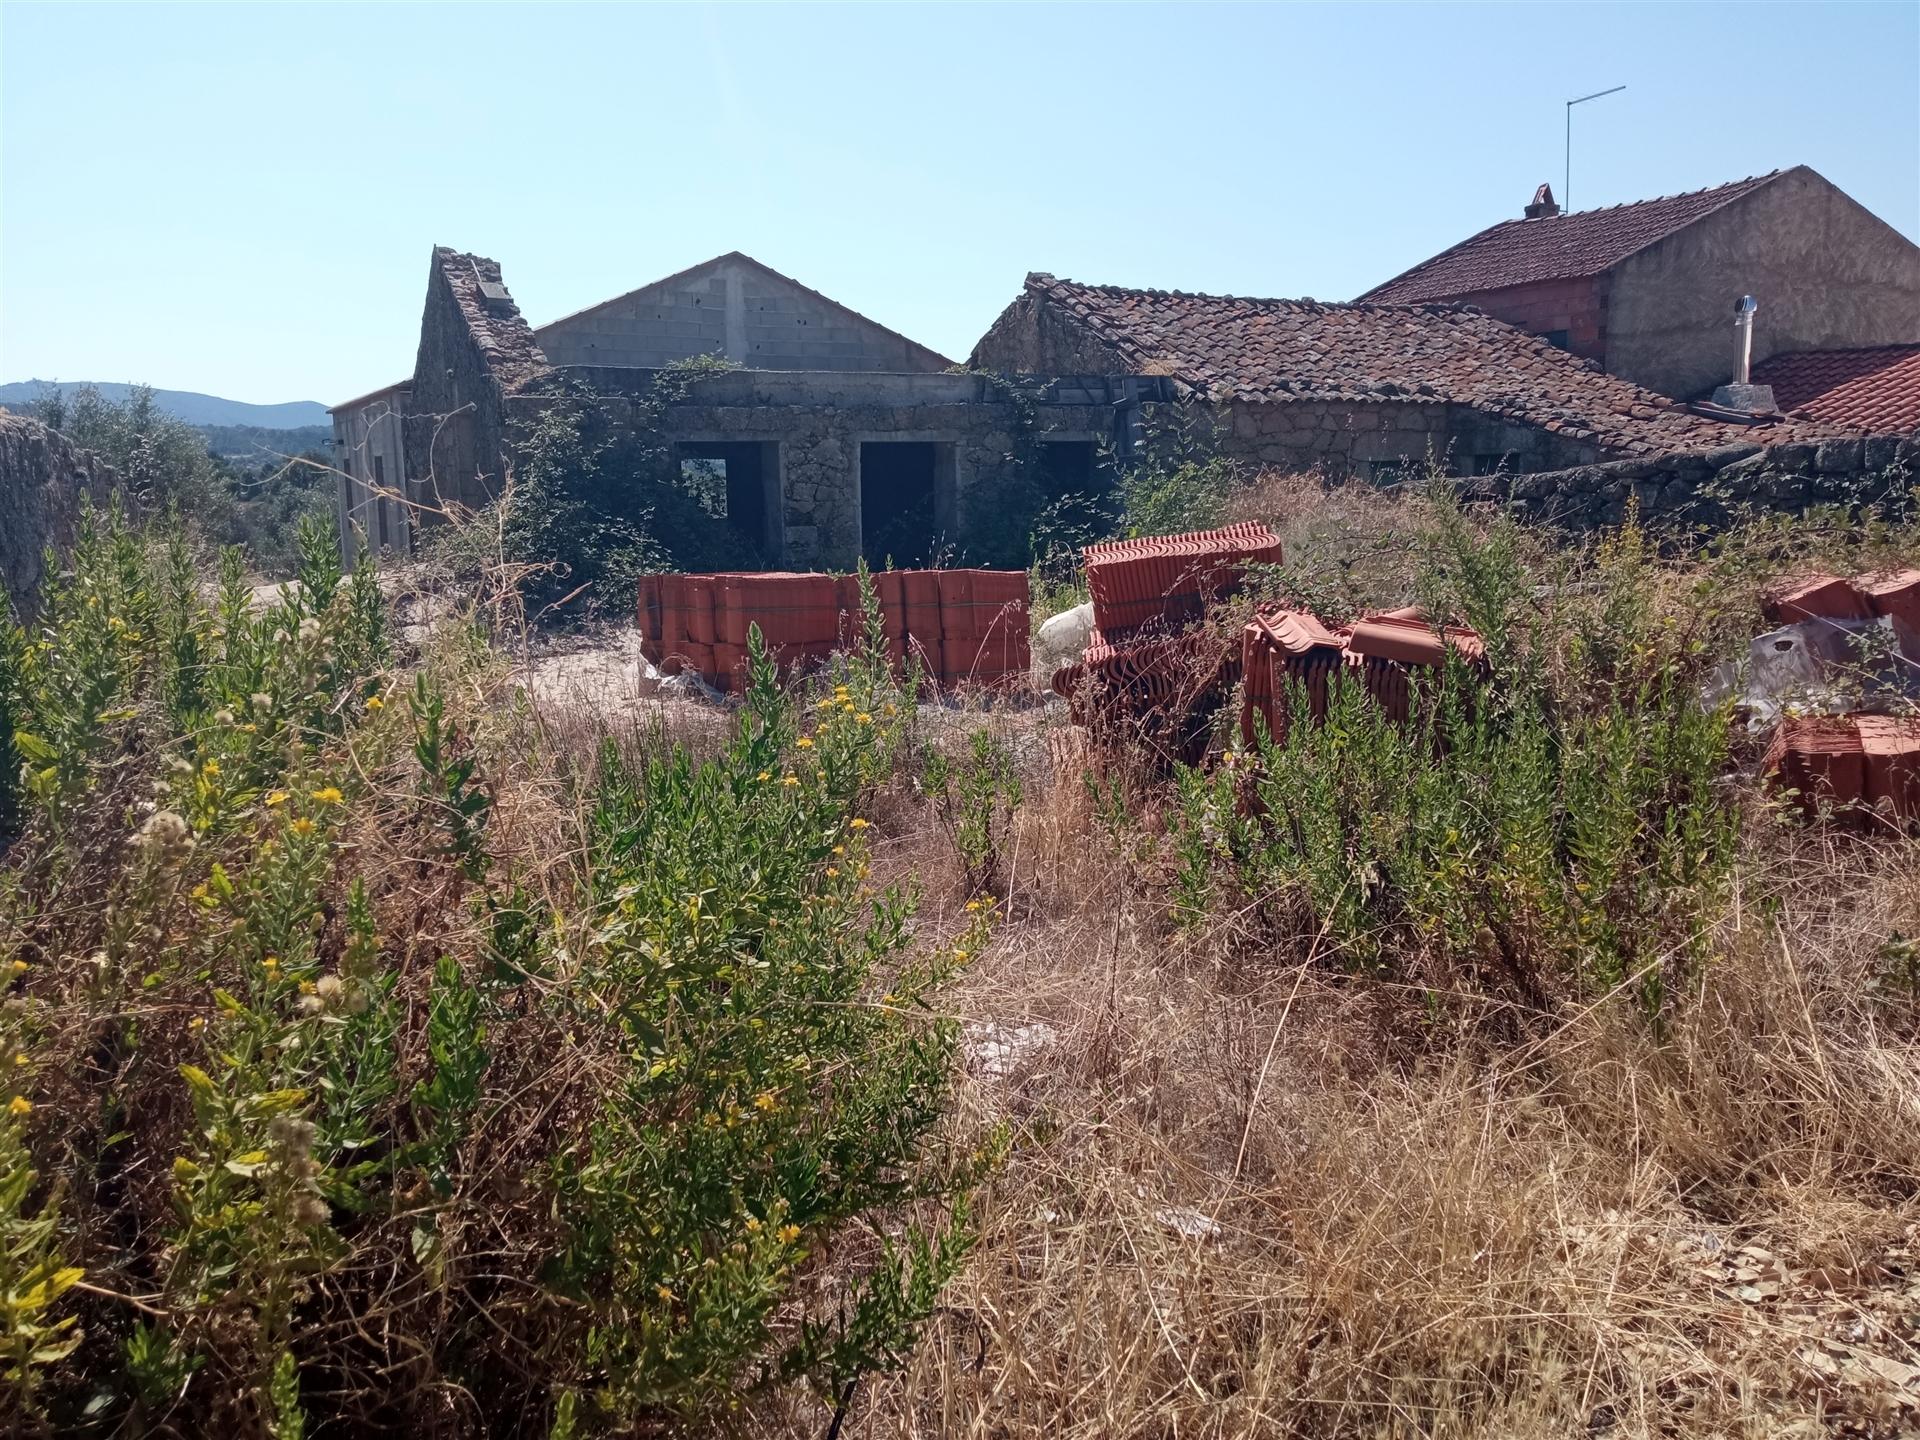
[3, 2, 1916, 406]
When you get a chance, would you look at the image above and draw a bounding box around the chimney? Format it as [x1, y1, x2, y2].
[1710, 295, 1778, 414]
[1524, 183, 1561, 220]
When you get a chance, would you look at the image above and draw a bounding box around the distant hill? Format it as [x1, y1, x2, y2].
[0, 380, 328, 430]
[203, 424, 334, 463]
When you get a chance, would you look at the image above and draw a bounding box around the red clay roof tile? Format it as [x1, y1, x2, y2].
[1750, 345, 1920, 433]
[1019, 274, 1827, 458]
[1358, 173, 1784, 304]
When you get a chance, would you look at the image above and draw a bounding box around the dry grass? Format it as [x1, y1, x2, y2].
[740, 473, 1920, 1437]
[775, 732, 1920, 1439]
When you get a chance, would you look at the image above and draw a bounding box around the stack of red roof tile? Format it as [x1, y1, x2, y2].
[1082, 521, 1283, 636]
[637, 568, 1029, 694]
[1763, 569, 1920, 648]
[1764, 713, 1920, 828]
[1241, 606, 1487, 745]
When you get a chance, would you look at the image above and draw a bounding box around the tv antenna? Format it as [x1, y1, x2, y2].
[1565, 85, 1626, 211]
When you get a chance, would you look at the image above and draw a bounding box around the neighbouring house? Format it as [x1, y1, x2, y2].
[968, 272, 1832, 481]
[1750, 344, 1920, 433]
[332, 249, 1133, 571]
[1358, 167, 1920, 401]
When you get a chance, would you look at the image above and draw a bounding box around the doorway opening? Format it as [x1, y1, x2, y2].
[859, 441, 941, 568]
[674, 440, 779, 558]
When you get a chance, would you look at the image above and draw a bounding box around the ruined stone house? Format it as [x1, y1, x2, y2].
[336, 240, 1861, 575]
[1359, 167, 1920, 401]
[967, 272, 1832, 481]
[332, 249, 1135, 571]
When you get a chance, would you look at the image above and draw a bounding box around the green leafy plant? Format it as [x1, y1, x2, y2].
[923, 729, 1024, 897]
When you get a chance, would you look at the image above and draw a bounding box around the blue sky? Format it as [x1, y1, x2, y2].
[3, 2, 1915, 405]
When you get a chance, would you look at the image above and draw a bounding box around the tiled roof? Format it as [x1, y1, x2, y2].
[1358, 172, 1786, 304]
[1020, 273, 1827, 457]
[1750, 345, 1920, 433]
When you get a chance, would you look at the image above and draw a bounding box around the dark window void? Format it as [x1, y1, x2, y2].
[675, 441, 775, 555]
[1542, 329, 1571, 351]
[1471, 453, 1513, 477]
[861, 442, 939, 568]
[1037, 439, 1096, 495]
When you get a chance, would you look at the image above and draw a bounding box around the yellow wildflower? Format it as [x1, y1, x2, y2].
[11, 1054, 26, 1068]
[656, 1285, 675, 1303]
[795, 736, 814, 749]
[855, 712, 872, 725]
[783, 775, 800, 788]
[850, 817, 869, 830]
[954, 949, 970, 962]
[965, 900, 982, 912]
[745, 1215, 763, 1232]
[754, 1092, 776, 1111]
[778, 1224, 801, 1243]
[298, 980, 317, 996]
[202, 760, 221, 777]
[262, 956, 280, 972]
[239, 723, 256, 733]
[832, 845, 845, 856]
[884, 703, 898, 717]
[9, 960, 27, 976]
[825, 867, 839, 879]
[365, 695, 384, 711]
[842, 703, 855, 714]
[290, 817, 315, 836]
[189, 1017, 206, 1031]
[310, 786, 344, 806]
[8, 1096, 30, 1117]
[265, 790, 289, 807]
[757, 771, 771, 782]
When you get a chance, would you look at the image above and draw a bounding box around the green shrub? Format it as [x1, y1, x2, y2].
[490, 361, 766, 623]
[923, 730, 1024, 898]
[1175, 504, 1740, 1020]
[0, 520, 985, 1433]
[1114, 400, 1249, 540]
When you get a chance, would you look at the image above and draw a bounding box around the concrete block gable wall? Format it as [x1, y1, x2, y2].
[536, 255, 952, 373]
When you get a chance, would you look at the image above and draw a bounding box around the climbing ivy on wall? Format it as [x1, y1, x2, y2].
[957, 372, 1122, 573]
[485, 358, 761, 624]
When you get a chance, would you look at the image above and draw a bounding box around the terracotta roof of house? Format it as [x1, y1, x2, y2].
[1018, 273, 1830, 456]
[1750, 345, 1920, 433]
[534, 250, 956, 370]
[1358, 172, 1787, 304]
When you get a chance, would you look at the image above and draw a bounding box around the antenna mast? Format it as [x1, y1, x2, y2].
[1564, 85, 1626, 211]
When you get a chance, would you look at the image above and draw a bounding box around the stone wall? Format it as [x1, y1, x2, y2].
[1207, 398, 1606, 479]
[0, 414, 119, 619]
[969, 290, 1133, 376]
[515, 367, 1117, 570]
[1466, 432, 1919, 531]
[402, 249, 551, 514]
[538, 254, 951, 373]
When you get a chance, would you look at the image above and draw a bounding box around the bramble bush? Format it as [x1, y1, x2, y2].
[0, 511, 987, 1434]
